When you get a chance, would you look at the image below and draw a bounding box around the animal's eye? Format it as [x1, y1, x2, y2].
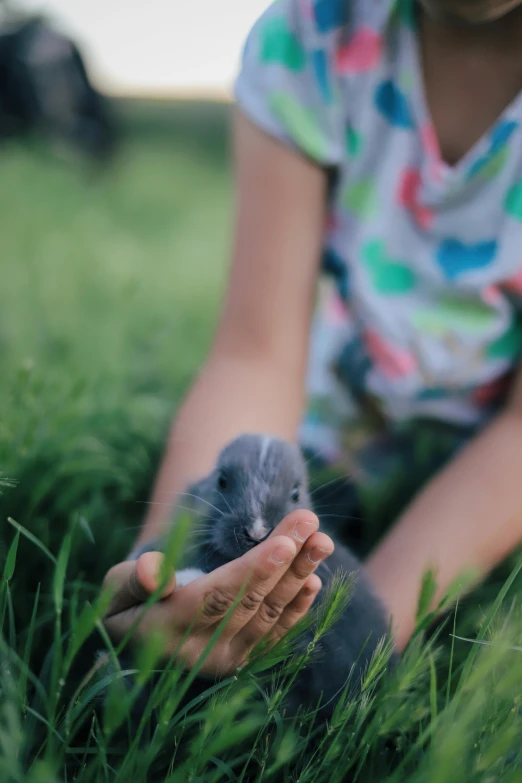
[291, 485, 300, 503]
[217, 471, 228, 491]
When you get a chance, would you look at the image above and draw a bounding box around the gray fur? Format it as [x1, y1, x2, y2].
[133, 434, 397, 718]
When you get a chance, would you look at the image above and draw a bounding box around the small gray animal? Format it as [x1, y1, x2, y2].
[132, 434, 397, 718]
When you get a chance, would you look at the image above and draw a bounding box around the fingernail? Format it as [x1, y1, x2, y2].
[271, 544, 295, 565]
[307, 547, 330, 564]
[293, 520, 316, 542]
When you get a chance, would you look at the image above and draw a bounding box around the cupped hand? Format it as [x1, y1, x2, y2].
[101, 510, 334, 677]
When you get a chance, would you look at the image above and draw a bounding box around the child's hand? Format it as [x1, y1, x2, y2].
[101, 510, 333, 677]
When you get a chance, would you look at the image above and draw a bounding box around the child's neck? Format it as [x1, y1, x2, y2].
[420, 3, 522, 46]
[418, 0, 522, 35]
[419, 4, 522, 165]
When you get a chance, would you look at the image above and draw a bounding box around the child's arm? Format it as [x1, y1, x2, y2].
[366, 380, 522, 651]
[133, 0, 343, 547]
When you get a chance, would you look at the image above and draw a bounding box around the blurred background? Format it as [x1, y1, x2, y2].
[18, 0, 271, 98]
[0, 0, 277, 580]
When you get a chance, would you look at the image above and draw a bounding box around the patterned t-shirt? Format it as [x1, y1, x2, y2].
[235, 0, 522, 460]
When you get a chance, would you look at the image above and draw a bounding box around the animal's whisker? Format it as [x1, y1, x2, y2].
[135, 500, 172, 507]
[312, 503, 351, 511]
[185, 531, 212, 542]
[181, 539, 214, 557]
[310, 478, 356, 508]
[184, 532, 215, 548]
[217, 490, 232, 514]
[310, 474, 349, 498]
[125, 513, 211, 544]
[301, 445, 329, 470]
[165, 491, 225, 518]
[135, 500, 210, 520]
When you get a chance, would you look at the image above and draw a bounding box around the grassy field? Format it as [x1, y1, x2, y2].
[1, 101, 522, 782]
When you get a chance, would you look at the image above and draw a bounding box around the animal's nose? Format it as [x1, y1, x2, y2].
[244, 517, 270, 542]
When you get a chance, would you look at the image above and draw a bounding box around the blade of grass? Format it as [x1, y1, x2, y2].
[457, 557, 522, 690]
[20, 583, 41, 707]
[450, 635, 522, 652]
[7, 518, 56, 565]
[445, 599, 459, 709]
[3, 530, 20, 581]
[429, 655, 438, 724]
[44, 531, 72, 757]
[6, 583, 16, 650]
[53, 531, 71, 617]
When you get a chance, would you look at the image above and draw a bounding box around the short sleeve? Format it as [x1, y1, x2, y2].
[234, 0, 346, 166]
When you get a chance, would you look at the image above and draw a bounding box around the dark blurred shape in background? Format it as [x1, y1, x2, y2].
[0, 3, 118, 162]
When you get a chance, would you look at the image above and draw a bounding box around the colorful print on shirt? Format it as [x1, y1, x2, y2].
[234, 0, 522, 459]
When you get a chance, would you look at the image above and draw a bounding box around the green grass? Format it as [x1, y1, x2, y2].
[1, 101, 522, 782]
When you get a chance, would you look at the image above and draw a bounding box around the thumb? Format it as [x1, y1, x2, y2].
[103, 552, 177, 618]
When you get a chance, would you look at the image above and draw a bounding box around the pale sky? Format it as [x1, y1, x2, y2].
[20, 0, 272, 97]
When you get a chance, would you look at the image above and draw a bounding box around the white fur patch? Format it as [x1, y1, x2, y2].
[249, 517, 270, 541]
[176, 568, 205, 587]
[259, 436, 272, 470]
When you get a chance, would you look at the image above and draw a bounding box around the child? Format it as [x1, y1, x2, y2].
[102, 0, 522, 672]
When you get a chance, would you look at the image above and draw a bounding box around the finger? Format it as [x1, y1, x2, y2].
[197, 534, 303, 635]
[103, 552, 176, 618]
[235, 531, 333, 648]
[268, 509, 320, 546]
[103, 603, 146, 644]
[259, 574, 322, 653]
[137, 552, 177, 597]
[286, 530, 334, 586]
